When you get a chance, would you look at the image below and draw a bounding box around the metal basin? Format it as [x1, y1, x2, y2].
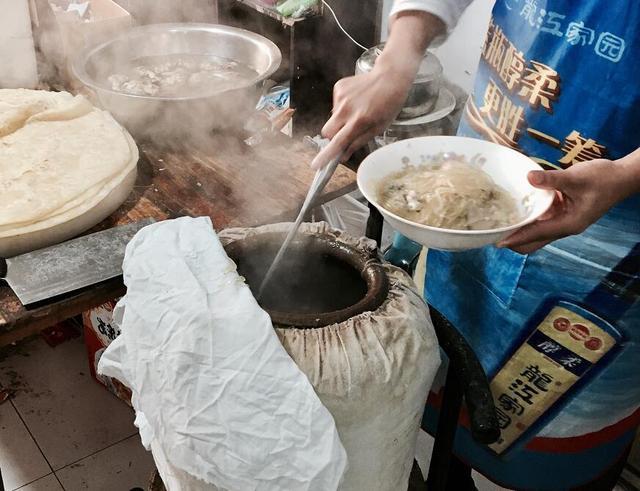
[72, 23, 282, 137]
[224, 232, 389, 328]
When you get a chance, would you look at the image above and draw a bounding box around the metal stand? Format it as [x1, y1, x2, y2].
[366, 201, 384, 245]
[427, 368, 463, 490]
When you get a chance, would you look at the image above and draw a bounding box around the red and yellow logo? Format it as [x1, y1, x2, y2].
[553, 317, 603, 351]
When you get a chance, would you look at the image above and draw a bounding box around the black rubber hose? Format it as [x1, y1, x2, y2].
[430, 307, 501, 444]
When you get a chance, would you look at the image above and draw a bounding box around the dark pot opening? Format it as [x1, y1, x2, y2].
[224, 232, 389, 328]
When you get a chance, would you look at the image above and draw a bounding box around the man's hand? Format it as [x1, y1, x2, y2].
[311, 11, 445, 170]
[499, 152, 640, 254]
[311, 66, 413, 170]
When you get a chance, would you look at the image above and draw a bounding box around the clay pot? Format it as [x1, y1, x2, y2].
[224, 232, 389, 328]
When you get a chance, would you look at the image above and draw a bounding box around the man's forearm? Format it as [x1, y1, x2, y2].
[388, 11, 445, 57]
[375, 12, 445, 83]
[617, 147, 640, 197]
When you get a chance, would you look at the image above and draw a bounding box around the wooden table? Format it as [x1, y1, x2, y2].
[0, 133, 356, 345]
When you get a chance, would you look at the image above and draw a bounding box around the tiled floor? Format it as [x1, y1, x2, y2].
[414, 430, 506, 491]
[0, 331, 636, 491]
[0, 329, 504, 491]
[0, 335, 155, 491]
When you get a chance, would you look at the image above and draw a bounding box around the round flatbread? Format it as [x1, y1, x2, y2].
[0, 89, 138, 251]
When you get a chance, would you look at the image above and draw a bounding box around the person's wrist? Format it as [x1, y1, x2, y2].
[374, 48, 420, 89]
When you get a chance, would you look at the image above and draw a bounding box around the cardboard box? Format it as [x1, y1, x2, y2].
[33, 0, 132, 86]
[121, 0, 218, 24]
[0, 0, 38, 88]
[82, 298, 133, 406]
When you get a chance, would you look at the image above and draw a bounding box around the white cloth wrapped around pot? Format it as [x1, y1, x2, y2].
[219, 222, 441, 491]
[98, 217, 347, 491]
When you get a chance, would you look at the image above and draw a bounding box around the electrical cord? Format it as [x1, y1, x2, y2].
[321, 0, 369, 51]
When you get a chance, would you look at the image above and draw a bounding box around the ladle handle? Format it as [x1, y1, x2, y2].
[314, 157, 340, 196]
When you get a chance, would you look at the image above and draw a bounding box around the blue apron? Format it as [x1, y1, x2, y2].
[412, 1, 640, 489]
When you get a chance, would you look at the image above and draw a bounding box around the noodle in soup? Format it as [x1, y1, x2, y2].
[378, 154, 522, 230]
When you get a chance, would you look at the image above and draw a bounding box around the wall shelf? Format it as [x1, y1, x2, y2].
[232, 0, 320, 26]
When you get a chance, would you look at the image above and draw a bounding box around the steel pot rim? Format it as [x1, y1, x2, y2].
[72, 22, 282, 102]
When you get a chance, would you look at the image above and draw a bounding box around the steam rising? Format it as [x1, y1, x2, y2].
[27, 0, 281, 153]
[29, 0, 309, 240]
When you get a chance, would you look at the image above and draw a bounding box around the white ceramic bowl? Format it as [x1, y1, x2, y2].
[357, 136, 555, 251]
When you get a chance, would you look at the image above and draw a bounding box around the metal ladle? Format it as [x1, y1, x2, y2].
[257, 140, 340, 299]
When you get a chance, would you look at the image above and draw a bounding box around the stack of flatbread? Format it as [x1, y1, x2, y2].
[0, 89, 138, 257]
